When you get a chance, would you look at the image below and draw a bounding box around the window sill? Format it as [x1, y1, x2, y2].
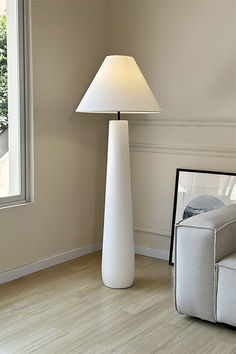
[0, 200, 34, 210]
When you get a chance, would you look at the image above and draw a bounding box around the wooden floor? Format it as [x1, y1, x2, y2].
[0, 253, 236, 353]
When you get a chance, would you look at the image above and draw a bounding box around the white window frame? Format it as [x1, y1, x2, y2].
[0, 0, 33, 208]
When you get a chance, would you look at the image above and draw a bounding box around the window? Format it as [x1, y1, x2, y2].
[0, 0, 33, 207]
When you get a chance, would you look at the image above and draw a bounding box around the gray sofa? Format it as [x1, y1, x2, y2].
[175, 203, 236, 327]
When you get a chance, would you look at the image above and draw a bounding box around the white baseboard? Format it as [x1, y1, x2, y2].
[0, 243, 169, 284]
[0, 242, 102, 284]
[135, 245, 169, 261]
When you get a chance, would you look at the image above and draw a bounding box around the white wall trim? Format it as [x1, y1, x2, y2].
[0, 242, 169, 284]
[128, 116, 236, 127]
[0, 242, 102, 284]
[135, 245, 169, 261]
[134, 223, 170, 237]
[130, 143, 236, 158]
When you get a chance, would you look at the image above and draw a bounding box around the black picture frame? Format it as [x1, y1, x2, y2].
[169, 168, 236, 265]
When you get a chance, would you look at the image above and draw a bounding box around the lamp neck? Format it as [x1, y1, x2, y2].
[117, 111, 120, 120]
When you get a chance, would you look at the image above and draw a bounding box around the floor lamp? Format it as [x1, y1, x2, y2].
[76, 56, 161, 288]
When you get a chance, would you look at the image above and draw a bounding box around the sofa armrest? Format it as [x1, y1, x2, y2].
[175, 203, 236, 323]
[175, 225, 216, 322]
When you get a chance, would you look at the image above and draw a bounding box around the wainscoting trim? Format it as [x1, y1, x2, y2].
[130, 143, 236, 158]
[135, 245, 169, 261]
[128, 116, 236, 127]
[0, 243, 102, 284]
[0, 242, 170, 284]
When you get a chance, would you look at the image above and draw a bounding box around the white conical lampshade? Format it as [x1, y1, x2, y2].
[76, 55, 161, 114]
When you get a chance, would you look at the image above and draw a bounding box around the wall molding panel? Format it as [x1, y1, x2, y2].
[130, 143, 236, 158]
[109, 0, 236, 257]
[134, 223, 170, 238]
[128, 116, 236, 128]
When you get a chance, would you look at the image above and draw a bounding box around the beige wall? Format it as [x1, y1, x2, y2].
[1, 0, 236, 274]
[0, 0, 109, 273]
[107, 0, 236, 252]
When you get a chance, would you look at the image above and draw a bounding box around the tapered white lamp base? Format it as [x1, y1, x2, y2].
[102, 120, 135, 289]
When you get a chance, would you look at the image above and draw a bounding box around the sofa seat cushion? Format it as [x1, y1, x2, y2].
[217, 252, 236, 327]
[218, 252, 236, 269]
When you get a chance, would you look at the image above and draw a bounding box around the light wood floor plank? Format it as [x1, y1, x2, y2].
[0, 252, 236, 353]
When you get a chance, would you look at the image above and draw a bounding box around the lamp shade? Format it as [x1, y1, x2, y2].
[76, 55, 161, 114]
